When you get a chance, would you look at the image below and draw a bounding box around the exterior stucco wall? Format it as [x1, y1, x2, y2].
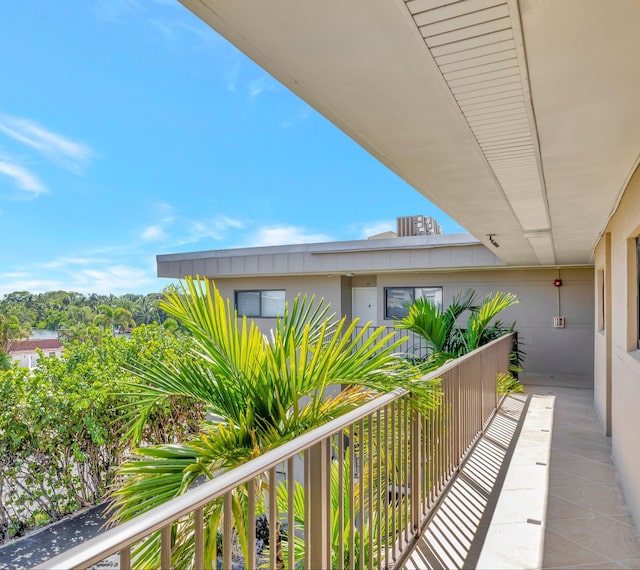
[593, 239, 610, 434]
[209, 275, 345, 330]
[204, 267, 593, 377]
[594, 164, 640, 531]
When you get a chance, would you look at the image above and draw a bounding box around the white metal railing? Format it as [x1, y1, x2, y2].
[36, 334, 513, 570]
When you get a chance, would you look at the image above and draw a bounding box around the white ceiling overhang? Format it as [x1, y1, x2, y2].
[179, 0, 640, 266]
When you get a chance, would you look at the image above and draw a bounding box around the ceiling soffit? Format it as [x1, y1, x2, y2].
[404, 0, 555, 264]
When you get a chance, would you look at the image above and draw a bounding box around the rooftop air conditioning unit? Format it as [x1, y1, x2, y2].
[396, 215, 442, 237]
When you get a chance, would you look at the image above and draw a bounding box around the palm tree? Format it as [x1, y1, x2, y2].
[94, 305, 135, 334]
[108, 277, 440, 568]
[130, 295, 162, 325]
[395, 289, 519, 369]
[273, 434, 393, 569]
[113, 307, 136, 333]
[93, 304, 115, 330]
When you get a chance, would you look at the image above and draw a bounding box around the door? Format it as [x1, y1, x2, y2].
[352, 287, 377, 326]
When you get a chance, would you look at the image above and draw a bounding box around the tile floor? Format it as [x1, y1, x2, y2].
[522, 373, 640, 570]
[401, 392, 535, 569]
[402, 372, 640, 569]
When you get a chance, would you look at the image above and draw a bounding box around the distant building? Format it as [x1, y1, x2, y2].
[9, 338, 64, 370]
[396, 215, 442, 237]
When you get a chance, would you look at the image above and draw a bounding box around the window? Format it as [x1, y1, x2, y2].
[384, 286, 443, 319]
[236, 290, 285, 318]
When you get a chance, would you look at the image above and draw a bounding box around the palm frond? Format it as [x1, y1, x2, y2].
[464, 291, 518, 351]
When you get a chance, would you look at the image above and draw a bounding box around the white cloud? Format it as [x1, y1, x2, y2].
[178, 215, 245, 245]
[0, 115, 94, 173]
[141, 225, 165, 241]
[74, 265, 154, 294]
[361, 221, 395, 238]
[0, 277, 66, 297]
[41, 257, 103, 269]
[0, 264, 159, 296]
[149, 18, 176, 42]
[0, 160, 46, 196]
[247, 225, 332, 247]
[280, 107, 312, 129]
[248, 75, 277, 99]
[224, 63, 242, 93]
[92, 0, 141, 22]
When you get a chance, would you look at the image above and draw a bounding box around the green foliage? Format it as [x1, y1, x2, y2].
[0, 314, 30, 353]
[109, 277, 441, 568]
[497, 372, 524, 395]
[0, 324, 201, 543]
[271, 437, 393, 570]
[395, 289, 520, 370]
[0, 289, 175, 337]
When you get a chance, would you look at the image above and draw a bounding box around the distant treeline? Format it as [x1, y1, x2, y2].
[0, 290, 179, 349]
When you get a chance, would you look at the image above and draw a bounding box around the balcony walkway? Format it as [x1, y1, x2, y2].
[401, 372, 640, 570]
[525, 373, 640, 570]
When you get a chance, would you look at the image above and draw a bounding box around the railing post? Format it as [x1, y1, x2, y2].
[411, 408, 421, 535]
[309, 439, 330, 570]
[457, 366, 462, 470]
[480, 351, 486, 432]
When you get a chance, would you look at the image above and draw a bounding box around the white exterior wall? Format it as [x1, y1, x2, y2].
[12, 348, 63, 370]
[594, 164, 640, 530]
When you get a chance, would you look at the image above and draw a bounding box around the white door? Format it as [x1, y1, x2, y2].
[352, 287, 377, 326]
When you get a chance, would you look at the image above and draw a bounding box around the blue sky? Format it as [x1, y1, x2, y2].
[0, 1, 465, 296]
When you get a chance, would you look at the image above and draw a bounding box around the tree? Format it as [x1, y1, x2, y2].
[133, 296, 160, 325]
[94, 305, 135, 334]
[0, 324, 200, 543]
[395, 289, 520, 369]
[161, 317, 178, 332]
[93, 304, 115, 330]
[108, 277, 440, 568]
[114, 307, 136, 332]
[0, 314, 30, 354]
[58, 323, 105, 345]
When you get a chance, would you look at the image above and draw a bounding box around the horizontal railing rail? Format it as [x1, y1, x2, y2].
[36, 333, 513, 570]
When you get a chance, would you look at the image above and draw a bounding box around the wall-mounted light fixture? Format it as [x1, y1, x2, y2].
[487, 234, 499, 248]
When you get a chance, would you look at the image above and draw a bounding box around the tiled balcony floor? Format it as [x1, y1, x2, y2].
[523, 373, 640, 570]
[401, 372, 640, 569]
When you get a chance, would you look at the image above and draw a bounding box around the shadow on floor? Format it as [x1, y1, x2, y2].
[401, 393, 529, 569]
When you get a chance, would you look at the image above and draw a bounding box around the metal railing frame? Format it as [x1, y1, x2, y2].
[36, 333, 513, 570]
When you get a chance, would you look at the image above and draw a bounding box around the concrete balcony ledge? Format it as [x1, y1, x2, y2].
[401, 389, 553, 570]
[476, 393, 554, 570]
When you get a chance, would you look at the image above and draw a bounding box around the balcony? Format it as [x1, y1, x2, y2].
[31, 334, 640, 569]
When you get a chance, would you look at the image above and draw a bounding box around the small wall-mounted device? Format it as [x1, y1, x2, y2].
[553, 278, 562, 287]
[553, 316, 565, 328]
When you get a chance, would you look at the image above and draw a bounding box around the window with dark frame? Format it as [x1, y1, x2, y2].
[235, 290, 285, 318]
[384, 286, 443, 320]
